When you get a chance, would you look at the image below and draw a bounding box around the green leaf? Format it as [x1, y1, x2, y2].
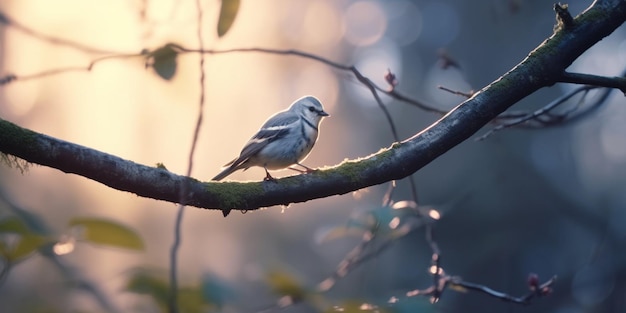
[69, 218, 144, 250]
[126, 269, 169, 303]
[150, 45, 178, 80]
[0, 216, 49, 261]
[266, 270, 307, 301]
[0, 216, 31, 235]
[126, 269, 209, 313]
[217, 0, 240, 37]
[6, 234, 47, 261]
[178, 287, 205, 313]
[0, 212, 49, 236]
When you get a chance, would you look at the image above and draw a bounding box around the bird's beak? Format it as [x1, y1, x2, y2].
[319, 110, 330, 117]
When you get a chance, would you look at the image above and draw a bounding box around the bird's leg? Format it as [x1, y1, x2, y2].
[289, 163, 317, 174]
[263, 167, 276, 181]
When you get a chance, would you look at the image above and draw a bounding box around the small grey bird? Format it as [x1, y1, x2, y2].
[212, 95, 329, 216]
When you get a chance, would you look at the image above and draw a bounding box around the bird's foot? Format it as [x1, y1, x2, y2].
[264, 172, 276, 181]
[290, 163, 317, 174]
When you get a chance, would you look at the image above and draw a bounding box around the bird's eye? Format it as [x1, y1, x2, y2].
[308, 106, 316, 112]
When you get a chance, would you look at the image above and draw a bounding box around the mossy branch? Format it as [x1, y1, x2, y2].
[0, 0, 625, 214]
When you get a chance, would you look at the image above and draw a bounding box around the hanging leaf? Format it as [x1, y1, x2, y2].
[69, 217, 144, 250]
[149, 44, 178, 80]
[217, 0, 240, 37]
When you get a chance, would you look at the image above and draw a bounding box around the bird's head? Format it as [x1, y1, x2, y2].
[291, 96, 330, 124]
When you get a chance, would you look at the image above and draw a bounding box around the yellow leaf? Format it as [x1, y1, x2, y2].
[217, 0, 240, 37]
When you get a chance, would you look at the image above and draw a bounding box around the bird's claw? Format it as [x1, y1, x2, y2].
[264, 173, 276, 181]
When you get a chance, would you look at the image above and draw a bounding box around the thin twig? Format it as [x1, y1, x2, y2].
[0, 11, 122, 54]
[0, 53, 142, 85]
[168, 1, 207, 313]
[477, 85, 598, 140]
[437, 86, 474, 98]
[451, 275, 557, 304]
[559, 71, 626, 93]
[0, 258, 10, 289]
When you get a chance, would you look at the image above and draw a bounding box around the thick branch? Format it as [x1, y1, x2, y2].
[1, 0, 625, 213]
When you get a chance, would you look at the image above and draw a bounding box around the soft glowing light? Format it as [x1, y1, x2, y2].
[362, 231, 374, 241]
[428, 209, 441, 220]
[388, 217, 400, 229]
[343, 1, 387, 46]
[429, 265, 443, 275]
[277, 296, 294, 307]
[359, 303, 377, 310]
[280, 204, 291, 213]
[391, 200, 417, 210]
[352, 188, 370, 200]
[387, 296, 399, 303]
[318, 278, 335, 292]
[384, 0, 423, 46]
[53, 236, 76, 255]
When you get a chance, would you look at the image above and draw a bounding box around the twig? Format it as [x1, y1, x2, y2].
[559, 71, 626, 93]
[438, 86, 474, 98]
[450, 275, 557, 304]
[0, 11, 122, 54]
[0, 53, 142, 85]
[168, 1, 207, 313]
[0, 258, 10, 289]
[477, 85, 598, 140]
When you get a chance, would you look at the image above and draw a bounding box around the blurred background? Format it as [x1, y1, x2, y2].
[1, 0, 626, 312]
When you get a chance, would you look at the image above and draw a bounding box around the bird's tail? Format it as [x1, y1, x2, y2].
[212, 166, 237, 181]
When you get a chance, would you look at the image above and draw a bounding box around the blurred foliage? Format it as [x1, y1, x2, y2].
[217, 0, 240, 37]
[126, 268, 231, 313]
[0, 216, 48, 262]
[69, 217, 144, 250]
[319, 201, 427, 243]
[0, 211, 145, 312]
[267, 270, 309, 301]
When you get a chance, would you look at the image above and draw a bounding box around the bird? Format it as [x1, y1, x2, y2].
[212, 95, 329, 216]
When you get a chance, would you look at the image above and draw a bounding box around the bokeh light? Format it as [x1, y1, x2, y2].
[342, 1, 387, 47]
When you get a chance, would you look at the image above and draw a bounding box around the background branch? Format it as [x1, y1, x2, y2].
[559, 71, 626, 93]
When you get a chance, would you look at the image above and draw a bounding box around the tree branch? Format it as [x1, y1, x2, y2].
[559, 71, 626, 93]
[1, 0, 625, 213]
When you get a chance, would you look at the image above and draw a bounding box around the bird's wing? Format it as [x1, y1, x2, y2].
[225, 113, 300, 169]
